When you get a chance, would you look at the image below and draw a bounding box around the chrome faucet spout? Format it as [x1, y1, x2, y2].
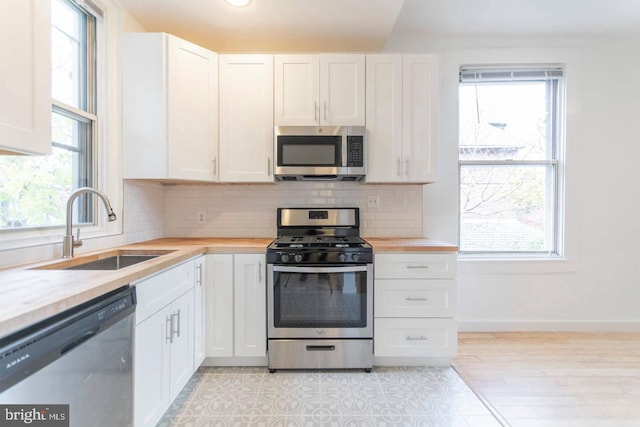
[62, 187, 117, 258]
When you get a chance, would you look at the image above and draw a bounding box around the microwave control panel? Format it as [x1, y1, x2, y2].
[346, 136, 364, 167]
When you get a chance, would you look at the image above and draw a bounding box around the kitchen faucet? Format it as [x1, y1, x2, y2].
[62, 187, 117, 258]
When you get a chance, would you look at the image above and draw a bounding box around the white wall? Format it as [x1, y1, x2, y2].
[386, 33, 640, 331]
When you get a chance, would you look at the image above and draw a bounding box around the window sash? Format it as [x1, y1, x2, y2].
[459, 162, 558, 255]
[458, 66, 563, 257]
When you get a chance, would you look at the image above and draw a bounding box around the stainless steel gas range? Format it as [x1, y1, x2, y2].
[266, 207, 373, 372]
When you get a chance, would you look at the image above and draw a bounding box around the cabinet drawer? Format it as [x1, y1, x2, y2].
[375, 253, 456, 279]
[135, 259, 195, 324]
[374, 318, 457, 358]
[374, 279, 456, 318]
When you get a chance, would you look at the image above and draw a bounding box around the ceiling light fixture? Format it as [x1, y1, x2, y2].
[225, 0, 251, 7]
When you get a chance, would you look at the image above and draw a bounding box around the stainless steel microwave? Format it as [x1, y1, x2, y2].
[274, 126, 366, 181]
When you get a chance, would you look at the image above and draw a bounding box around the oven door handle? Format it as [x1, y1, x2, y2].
[272, 265, 368, 273]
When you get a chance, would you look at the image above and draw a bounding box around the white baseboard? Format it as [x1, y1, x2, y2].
[458, 320, 640, 332]
[202, 356, 268, 367]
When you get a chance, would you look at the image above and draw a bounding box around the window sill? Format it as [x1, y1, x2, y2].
[458, 256, 577, 275]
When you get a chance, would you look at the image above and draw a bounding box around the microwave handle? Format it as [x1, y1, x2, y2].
[273, 265, 368, 273]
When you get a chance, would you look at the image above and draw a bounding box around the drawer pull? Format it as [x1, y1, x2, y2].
[306, 345, 335, 352]
[406, 335, 428, 341]
[405, 297, 428, 302]
[406, 265, 430, 269]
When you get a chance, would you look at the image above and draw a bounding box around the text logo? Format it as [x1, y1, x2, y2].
[0, 405, 69, 426]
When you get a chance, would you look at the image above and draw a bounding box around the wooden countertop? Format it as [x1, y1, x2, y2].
[0, 236, 454, 339]
[365, 237, 458, 252]
[0, 238, 273, 339]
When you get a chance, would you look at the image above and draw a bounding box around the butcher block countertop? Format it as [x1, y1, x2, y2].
[365, 237, 458, 252]
[0, 237, 455, 339]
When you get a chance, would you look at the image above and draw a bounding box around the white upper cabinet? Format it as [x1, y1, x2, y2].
[365, 54, 438, 183]
[0, 0, 51, 155]
[123, 33, 218, 182]
[274, 54, 365, 126]
[365, 55, 403, 182]
[218, 55, 274, 182]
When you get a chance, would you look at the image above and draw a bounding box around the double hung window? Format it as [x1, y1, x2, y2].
[0, 0, 97, 230]
[458, 66, 564, 256]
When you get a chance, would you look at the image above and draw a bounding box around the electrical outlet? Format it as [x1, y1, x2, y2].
[197, 211, 206, 224]
[367, 195, 380, 209]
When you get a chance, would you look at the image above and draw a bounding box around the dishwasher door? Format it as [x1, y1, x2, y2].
[0, 286, 136, 427]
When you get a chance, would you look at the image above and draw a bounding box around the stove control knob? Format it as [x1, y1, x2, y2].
[338, 253, 347, 262]
[294, 253, 303, 263]
[280, 253, 290, 263]
[351, 252, 361, 262]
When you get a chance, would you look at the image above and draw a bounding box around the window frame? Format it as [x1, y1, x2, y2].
[0, 0, 123, 255]
[457, 65, 565, 258]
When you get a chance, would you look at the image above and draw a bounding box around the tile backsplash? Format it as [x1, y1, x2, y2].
[123, 180, 166, 243]
[164, 182, 423, 238]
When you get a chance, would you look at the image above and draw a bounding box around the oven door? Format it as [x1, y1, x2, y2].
[267, 264, 373, 339]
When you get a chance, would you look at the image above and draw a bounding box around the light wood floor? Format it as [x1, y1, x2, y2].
[454, 332, 640, 427]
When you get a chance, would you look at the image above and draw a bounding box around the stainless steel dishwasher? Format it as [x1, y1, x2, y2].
[0, 285, 136, 426]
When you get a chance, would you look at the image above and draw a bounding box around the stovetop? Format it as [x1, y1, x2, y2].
[267, 207, 372, 264]
[271, 235, 366, 248]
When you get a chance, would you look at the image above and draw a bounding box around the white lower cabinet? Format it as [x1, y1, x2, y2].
[204, 253, 267, 365]
[373, 252, 457, 366]
[193, 257, 206, 367]
[134, 257, 200, 427]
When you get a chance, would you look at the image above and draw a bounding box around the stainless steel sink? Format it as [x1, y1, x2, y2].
[63, 254, 159, 270]
[32, 249, 175, 271]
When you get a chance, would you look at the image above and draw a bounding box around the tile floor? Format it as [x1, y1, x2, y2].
[158, 366, 502, 426]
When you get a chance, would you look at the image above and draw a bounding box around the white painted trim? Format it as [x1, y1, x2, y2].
[202, 357, 268, 367]
[458, 320, 640, 333]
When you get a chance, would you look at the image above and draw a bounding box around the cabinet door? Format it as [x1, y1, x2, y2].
[193, 257, 206, 368]
[219, 55, 274, 182]
[205, 254, 234, 358]
[0, 0, 51, 155]
[169, 289, 194, 403]
[234, 254, 266, 357]
[166, 35, 218, 181]
[402, 54, 438, 183]
[320, 54, 365, 126]
[274, 55, 319, 125]
[134, 306, 171, 427]
[365, 54, 403, 183]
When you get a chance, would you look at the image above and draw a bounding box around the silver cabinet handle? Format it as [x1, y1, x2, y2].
[405, 297, 428, 302]
[406, 265, 430, 269]
[267, 157, 271, 176]
[405, 159, 410, 177]
[213, 157, 217, 175]
[406, 336, 427, 341]
[166, 315, 173, 344]
[172, 310, 181, 338]
[314, 102, 318, 122]
[196, 263, 203, 286]
[258, 261, 263, 283]
[397, 158, 401, 177]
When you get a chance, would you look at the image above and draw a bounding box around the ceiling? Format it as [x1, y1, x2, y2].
[118, 0, 640, 52]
